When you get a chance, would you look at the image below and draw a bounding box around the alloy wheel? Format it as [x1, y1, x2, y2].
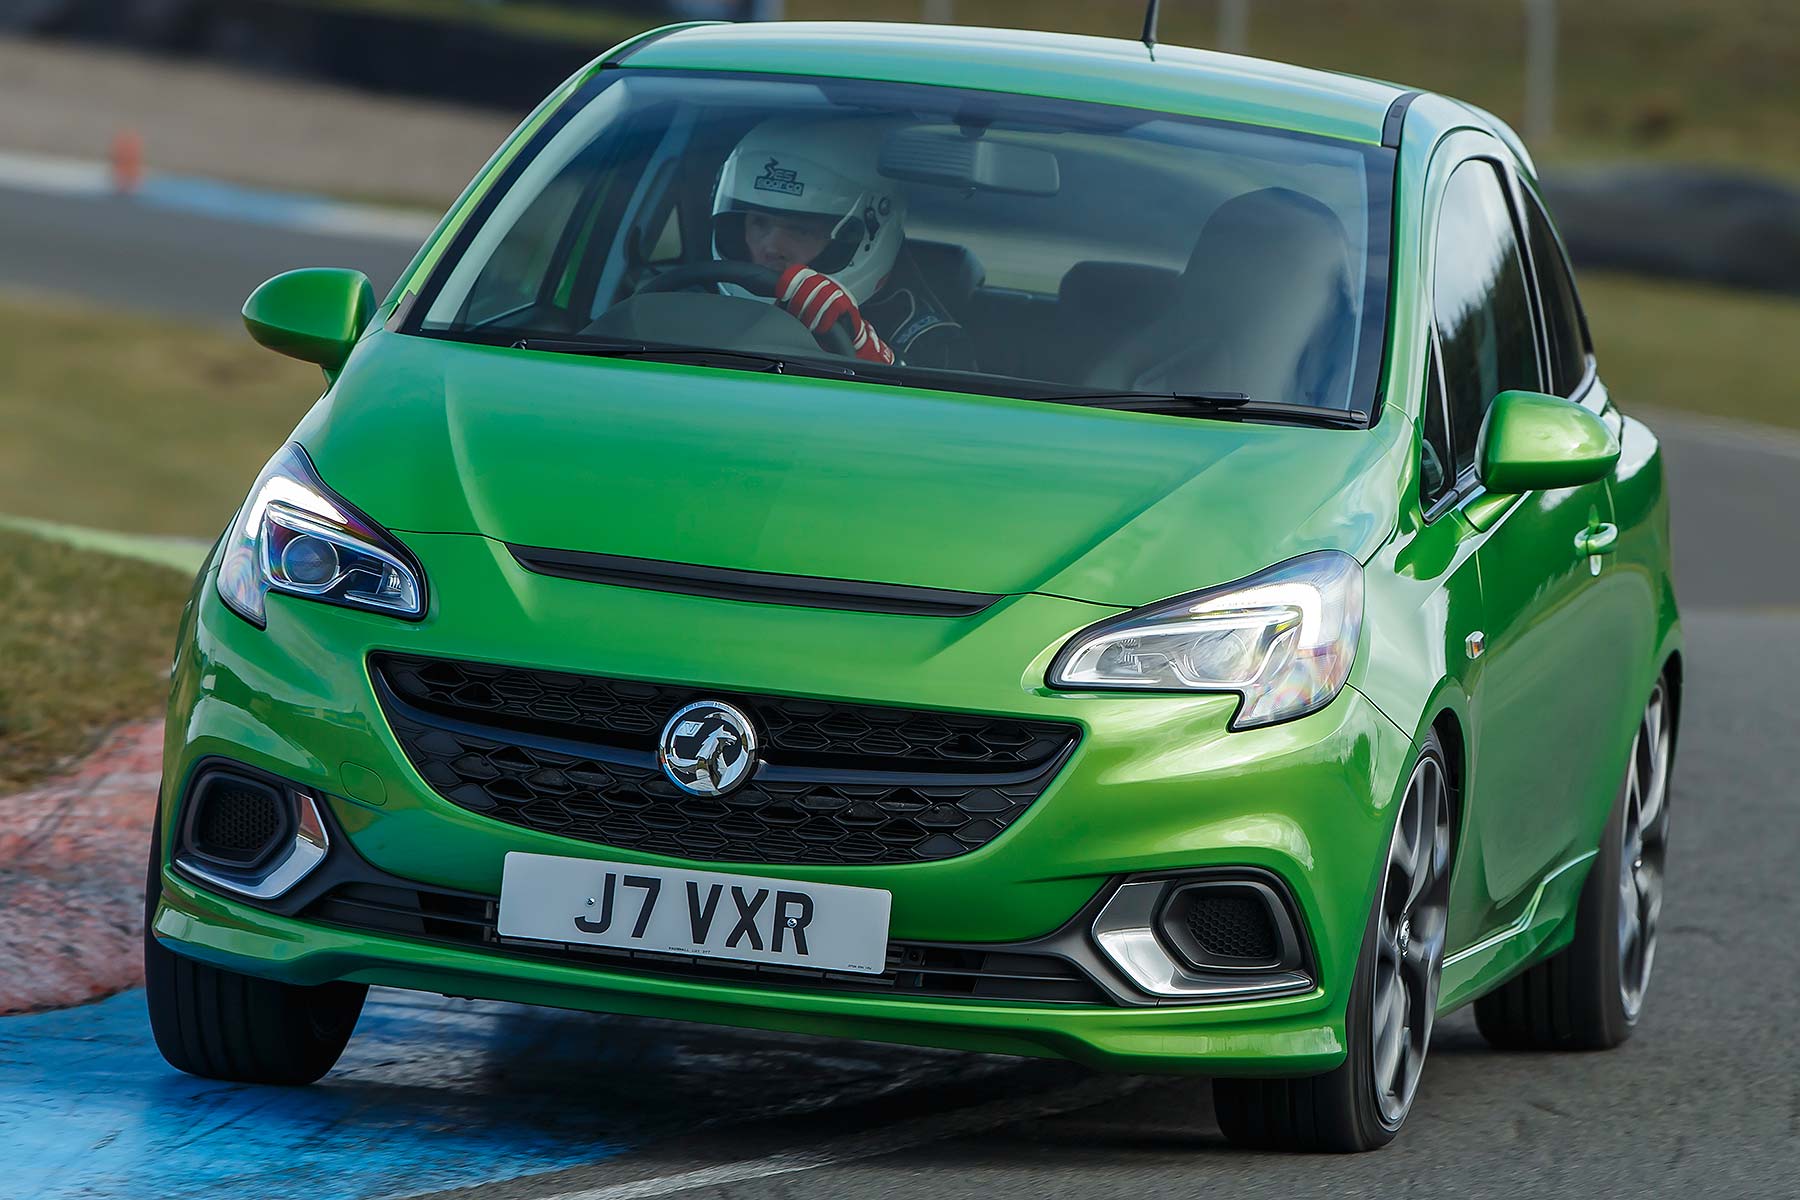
[1370, 751, 1452, 1128]
[1618, 682, 1671, 1021]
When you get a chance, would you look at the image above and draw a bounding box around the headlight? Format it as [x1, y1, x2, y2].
[217, 443, 425, 626]
[1047, 551, 1363, 729]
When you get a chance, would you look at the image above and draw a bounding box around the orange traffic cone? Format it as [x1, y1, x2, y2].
[111, 129, 144, 195]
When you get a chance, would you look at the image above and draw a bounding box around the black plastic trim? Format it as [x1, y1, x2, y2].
[177, 767, 293, 873]
[1381, 91, 1421, 149]
[383, 289, 418, 332]
[507, 544, 1000, 617]
[1156, 877, 1307, 973]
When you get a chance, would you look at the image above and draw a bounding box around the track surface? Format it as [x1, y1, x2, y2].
[3, 184, 1797, 1199]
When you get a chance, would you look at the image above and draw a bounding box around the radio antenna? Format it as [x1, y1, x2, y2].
[1140, 0, 1161, 50]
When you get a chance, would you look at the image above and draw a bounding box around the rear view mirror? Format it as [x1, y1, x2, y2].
[1478, 390, 1620, 494]
[881, 127, 1061, 196]
[242, 268, 377, 373]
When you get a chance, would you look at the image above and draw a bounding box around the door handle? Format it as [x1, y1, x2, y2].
[1576, 522, 1618, 575]
[1575, 523, 1618, 556]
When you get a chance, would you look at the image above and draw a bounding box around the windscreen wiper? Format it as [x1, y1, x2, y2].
[510, 338, 860, 379]
[1030, 390, 1370, 429]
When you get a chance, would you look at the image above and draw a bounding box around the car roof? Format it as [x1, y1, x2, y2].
[617, 22, 1410, 147]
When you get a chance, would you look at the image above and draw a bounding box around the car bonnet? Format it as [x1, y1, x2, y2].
[293, 332, 1400, 610]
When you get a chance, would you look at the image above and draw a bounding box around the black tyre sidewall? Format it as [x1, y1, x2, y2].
[1569, 753, 1636, 1043]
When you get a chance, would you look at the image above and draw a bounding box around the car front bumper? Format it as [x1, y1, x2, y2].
[155, 530, 1413, 1075]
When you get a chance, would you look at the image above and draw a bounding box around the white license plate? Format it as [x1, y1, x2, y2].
[497, 852, 892, 974]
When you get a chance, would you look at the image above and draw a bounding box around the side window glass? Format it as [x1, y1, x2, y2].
[1432, 160, 1542, 477]
[647, 207, 683, 264]
[1421, 338, 1453, 507]
[1521, 188, 1590, 396]
[460, 173, 585, 326]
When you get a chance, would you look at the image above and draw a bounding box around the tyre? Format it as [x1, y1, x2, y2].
[1214, 733, 1453, 1152]
[1475, 677, 1672, 1051]
[143, 809, 368, 1085]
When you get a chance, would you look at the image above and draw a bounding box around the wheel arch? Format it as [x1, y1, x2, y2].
[1661, 647, 1684, 757]
[1428, 706, 1468, 860]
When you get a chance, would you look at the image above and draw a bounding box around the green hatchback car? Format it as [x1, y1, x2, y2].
[146, 21, 1681, 1152]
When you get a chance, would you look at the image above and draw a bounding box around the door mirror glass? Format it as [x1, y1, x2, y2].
[242, 268, 377, 372]
[1478, 390, 1620, 494]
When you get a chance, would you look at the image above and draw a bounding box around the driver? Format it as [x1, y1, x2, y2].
[711, 117, 977, 371]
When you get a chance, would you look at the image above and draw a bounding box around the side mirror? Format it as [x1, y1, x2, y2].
[242, 268, 377, 373]
[1478, 390, 1620, 495]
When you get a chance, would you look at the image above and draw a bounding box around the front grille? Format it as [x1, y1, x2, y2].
[1185, 892, 1280, 961]
[304, 882, 1112, 1005]
[371, 653, 1079, 866]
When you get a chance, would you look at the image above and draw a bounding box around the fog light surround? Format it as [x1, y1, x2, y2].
[174, 769, 330, 901]
[1090, 873, 1313, 1001]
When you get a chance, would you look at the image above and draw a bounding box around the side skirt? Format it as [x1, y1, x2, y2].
[1436, 851, 1597, 1013]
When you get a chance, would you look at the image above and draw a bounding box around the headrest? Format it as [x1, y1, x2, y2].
[1179, 187, 1352, 305]
[906, 239, 986, 310]
[1058, 260, 1182, 316]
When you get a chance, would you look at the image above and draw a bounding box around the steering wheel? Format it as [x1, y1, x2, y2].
[637, 261, 858, 358]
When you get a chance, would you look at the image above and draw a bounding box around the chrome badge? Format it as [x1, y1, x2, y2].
[658, 700, 759, 796]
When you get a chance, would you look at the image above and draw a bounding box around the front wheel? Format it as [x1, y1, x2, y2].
[1214, 734, 1453, 1152]
[143, 813, 367, 1084]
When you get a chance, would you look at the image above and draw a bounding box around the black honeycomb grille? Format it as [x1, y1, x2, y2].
[371, 653, 1080, 866]
[1185, 892, 1280, 961]
[193, 781, 284, 863]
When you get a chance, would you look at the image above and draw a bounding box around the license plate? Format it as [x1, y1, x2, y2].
[496, 852, 892, 974]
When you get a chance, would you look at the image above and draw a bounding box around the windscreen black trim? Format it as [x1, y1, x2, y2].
[1381, 91, 1420, 149]
[507, 544, 1002, 617]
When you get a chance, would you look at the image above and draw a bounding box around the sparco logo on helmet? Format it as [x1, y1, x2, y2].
[659, 701, 759, 796]
[753, 158, 804, 196]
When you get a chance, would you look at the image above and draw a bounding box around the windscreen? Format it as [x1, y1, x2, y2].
[411, 70, 1393, 414]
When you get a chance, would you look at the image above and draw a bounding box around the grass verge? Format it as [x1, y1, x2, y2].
[1580, 272, 1800, 431]
[0, 529, 190, 792]
[0, 290, 318, 539]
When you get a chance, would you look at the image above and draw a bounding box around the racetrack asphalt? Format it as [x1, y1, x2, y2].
[2, 180, 1797, 1199]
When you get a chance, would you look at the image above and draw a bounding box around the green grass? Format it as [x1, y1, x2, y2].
[1579, 272, 1800, 431]
[0, 292, 320, 539]
[0, 529, 191, 791]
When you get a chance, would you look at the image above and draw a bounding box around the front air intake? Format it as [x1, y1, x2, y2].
[173, 762, 329, 901]
[1157, 878, 1305, 972]
[183, 773, 290, 869]
[1184, 891, 1281, 962]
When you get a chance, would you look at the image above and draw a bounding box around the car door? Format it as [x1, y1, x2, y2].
[1432, 155, 1633, 930]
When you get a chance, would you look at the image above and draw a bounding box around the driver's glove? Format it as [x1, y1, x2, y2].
[776, 266, 896, 365]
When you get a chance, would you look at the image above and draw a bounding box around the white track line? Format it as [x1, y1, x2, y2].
[0, 148, 434, 242]
[0, 148, 110, 196]
[530, 1075, 1145, 1200]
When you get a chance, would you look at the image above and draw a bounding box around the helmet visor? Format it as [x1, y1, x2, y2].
[713, 201, 865, 277]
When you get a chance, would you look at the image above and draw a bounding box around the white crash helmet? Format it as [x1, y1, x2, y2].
[712, 116, 906, 306]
